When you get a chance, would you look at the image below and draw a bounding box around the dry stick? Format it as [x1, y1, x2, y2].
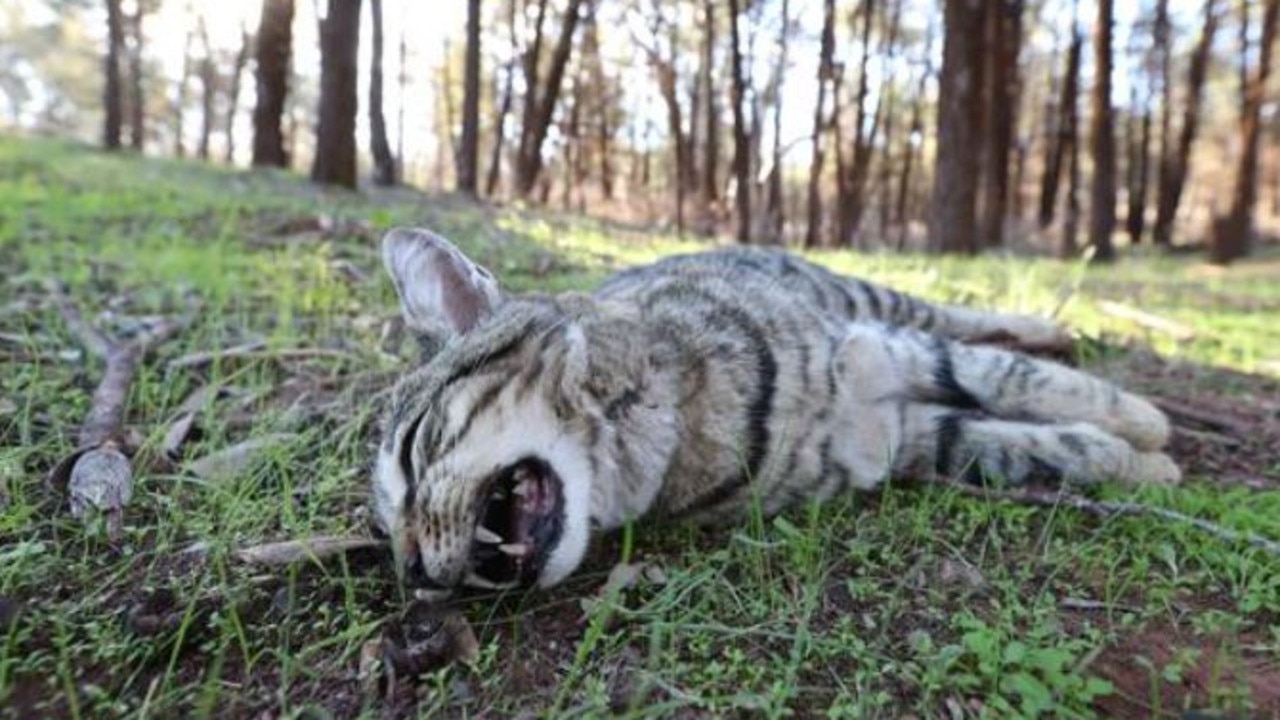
[939, 480, 1280, 558]
[48, 282, 197, 537]
[1096, 300, 1198, 342]
[1151, 396, 1247, 435]
[168, 344, 358, 371]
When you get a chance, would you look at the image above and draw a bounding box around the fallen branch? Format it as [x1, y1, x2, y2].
[938, 481, 1280, 558]
[233, 535, 384, 566]
[1152, 397, 1247, 435]
[1097, 300, 1198, 342]
[47, 282, 197, 540]
[168, 343, 358, 371]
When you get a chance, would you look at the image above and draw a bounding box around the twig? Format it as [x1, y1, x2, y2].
[938, 480, 1280, 558]
[48, 281, 111, 359]
[1152, 397, 1246, 435]
[48, 285, 198, 540]
[168, 343, 358, 370]
[1097, 300, 1198, 342]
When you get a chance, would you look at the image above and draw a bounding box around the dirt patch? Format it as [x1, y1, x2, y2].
[1091, 624, 1280, 718]
[1100, 348, 1280, 490]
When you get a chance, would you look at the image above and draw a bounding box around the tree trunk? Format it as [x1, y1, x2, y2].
[979, 0, 1023, 248]
[1088, 0, 1117, 262]
[103, 0, 125, 150]
[1062, 114, 1082, 258]
[836, 0, 887, 248]
[1125, 88, 1152, 244]
[369, 0, 397, 185]
[1212, 0, 1280, 263]
[196, 19, 214, 161]
[928, 0, 985, 253]
[126, 6, 145, 151]
[895, 59, 930, 249]
[224, 28, 253, 164]
[804, 0, 836, 249]
[766, 0, 791, 241]
[701, 1, 720, 208]
[173, 25, 194, 158]
[1154, 0, 1219, 246]
[485, 0, 519, 197]
[1039, 31, 1082, 229]
[456, 0, 481, 193]
[515, 0, 586, 197]
[252, 0, 295, 168]
[311, 0, 362, 188]
[727, 0, 752, 243]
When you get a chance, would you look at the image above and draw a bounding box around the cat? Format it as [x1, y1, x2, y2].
[372, 228, 1178, 597]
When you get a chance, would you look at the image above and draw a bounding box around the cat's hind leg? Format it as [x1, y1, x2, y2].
[844, 323, 1171, 452]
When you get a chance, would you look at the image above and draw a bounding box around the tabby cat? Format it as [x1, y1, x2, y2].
[373, 228, 1179, 596]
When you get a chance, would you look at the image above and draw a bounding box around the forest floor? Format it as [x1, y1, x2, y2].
[2, 135, 1279, 719]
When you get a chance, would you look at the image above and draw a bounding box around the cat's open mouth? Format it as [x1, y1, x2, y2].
[467, 457, 564, 589]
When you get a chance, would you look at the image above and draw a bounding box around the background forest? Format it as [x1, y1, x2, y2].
[5, 0, 1280, 262]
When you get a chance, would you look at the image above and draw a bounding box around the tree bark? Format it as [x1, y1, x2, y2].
[456, 0, 482, 193]
[311, 0, 362, 188]
[485, 0, 519, 197]
[173, 25, 194, 158]
[252, 0, 295, 168]
[1125, 86, 1152, 244]
[1153, 0, 1219, 246]
[103, 0, 125, 150]
[1039, 31, 1082, 229]
[701, 1, 720, 208]
[836, 0, 885, 248]
[126, 5, 145, 151]
[370, 0, 397, 185]
[804, 0, 836, 248]
[979, 0, 1023, 248]
[224, 27, 253, 164]
[1212, 0, 1280, 263]
[727, 0, 752, 243]
[515, 0, 586, 197]
[1088, 0, 1117, 262]
[928, 0, 985, 253]
[196, 18, 214, 161]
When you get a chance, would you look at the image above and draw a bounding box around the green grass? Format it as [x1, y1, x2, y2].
[2, 135, 1278, 718]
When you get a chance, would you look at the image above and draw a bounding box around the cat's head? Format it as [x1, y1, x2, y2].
[373, 228, 595, 597]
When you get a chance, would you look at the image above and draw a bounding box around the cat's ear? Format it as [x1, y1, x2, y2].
[381, 228, 503, 352]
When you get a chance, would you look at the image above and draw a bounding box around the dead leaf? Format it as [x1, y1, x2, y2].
[382, 602, 480, 676]
[185, 433, 297, 480]
[162, 411, 200, 460]
[233, 535, 385, 566]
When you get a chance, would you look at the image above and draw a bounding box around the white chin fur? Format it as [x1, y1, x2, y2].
[536, 436, 592, 588]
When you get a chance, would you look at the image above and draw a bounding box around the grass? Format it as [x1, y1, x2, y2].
[1, 135, 1279, 718]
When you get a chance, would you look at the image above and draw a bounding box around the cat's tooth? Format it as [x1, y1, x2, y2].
[474, 526, 503, 544]
[498, 543, 529, 557]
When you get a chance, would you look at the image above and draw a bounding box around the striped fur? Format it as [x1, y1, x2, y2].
[374, 228, 1179, 593]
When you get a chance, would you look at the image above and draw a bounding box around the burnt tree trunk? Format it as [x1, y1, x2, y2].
[1154, 0, 1219, 246]
[252, 0, 295, 168]
[196, 19, 214, 161]
[1212, 0, 1280, 263]
[1039, 30, 1082, 228]
[515, 0, 586, 198]
[728, 0, 752, 243]
[103, 0, 125, 150]
[804, 0, 836, 248]
[486, 0, 520, 197]
[311, 0, 362, 188]
[929, 0, 985, 253]
[979, 0, 1023, 248]
[126, 5, 145, 151]
[701, 1, 720, 208]
[370, 0, 397, 185]
[1088, 0, 1117, 262]
[456, 0, 481, 193]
